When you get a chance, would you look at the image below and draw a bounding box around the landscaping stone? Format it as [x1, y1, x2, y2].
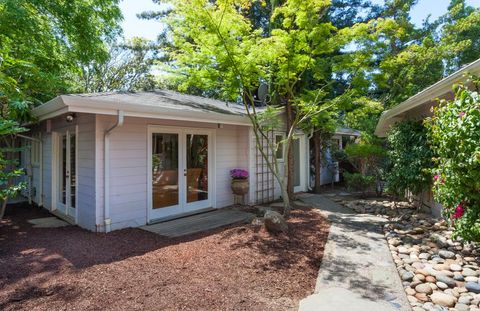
[438, 250, 456, 259]
[454, 303, 469, 311]
[436, 274, 456, 288]
[402, 271, 415, 282]
[336, 197, 480, 311]
[263, 210, 288, 233]
[466, 282, 480, 294]
[431, 292, 456, 307]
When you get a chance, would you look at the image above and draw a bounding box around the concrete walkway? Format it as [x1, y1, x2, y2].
[298, 194, 411, 311]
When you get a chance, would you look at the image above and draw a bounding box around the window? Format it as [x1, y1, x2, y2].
[30, 136, 40, 165]
[275, 134, 284, 161]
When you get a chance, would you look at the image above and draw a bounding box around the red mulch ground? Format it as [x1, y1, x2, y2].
[0, 204, 329, 311]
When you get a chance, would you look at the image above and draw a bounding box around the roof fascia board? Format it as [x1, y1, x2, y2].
[56, 96, 253, 126]
[375, 59, 480, 137]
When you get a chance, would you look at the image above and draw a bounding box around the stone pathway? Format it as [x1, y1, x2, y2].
[298, 193, 411, 311]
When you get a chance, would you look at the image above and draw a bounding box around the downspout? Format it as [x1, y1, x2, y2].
[17, 134, 43, 206]
[103, 110, 124, 233]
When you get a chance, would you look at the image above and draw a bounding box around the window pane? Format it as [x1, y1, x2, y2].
[152, 133, 179, 208]
[275, 135, 283, 159]
[186, 134, 208, 203]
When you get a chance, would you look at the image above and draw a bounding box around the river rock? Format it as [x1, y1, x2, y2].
[431, 292, 456, 307]
[436, 274, 456, 287]
[466, 282, 480, 294]
[439, 250, 456, 259]
[415, 283, 433, 294]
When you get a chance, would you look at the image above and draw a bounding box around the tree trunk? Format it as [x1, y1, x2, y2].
[286, 99, 294, 199]
[314, 131, 322, 193]
[282, 157, 290, 218]
[0, 198, 7, 220]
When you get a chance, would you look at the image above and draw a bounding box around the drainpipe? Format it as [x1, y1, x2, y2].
[17, 134, 43, 206]
[103, 110, 124, 233]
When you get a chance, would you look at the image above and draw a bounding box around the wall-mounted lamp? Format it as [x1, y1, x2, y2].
[66, 113, 76, 123]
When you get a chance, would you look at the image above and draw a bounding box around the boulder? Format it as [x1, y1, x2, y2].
[264, 211, 288, 233]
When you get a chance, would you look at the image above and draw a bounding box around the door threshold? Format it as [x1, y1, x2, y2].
[50, 210, 76, 225]
[148, 207, 215, 225]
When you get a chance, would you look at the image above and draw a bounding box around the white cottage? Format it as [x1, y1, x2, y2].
[22, 90, 354, 232]
[22, 90, 313, 232]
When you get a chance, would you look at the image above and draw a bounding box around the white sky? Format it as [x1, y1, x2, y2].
[120, 0, 480, 41]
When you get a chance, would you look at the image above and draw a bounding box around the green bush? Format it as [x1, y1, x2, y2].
[344, 172, 375, 196]
[426, 83, 480, 241]
[386, 120, 433, 197]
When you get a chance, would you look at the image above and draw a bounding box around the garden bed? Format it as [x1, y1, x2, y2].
[0, 203, 329, 311]
[338, 198, 480, 311]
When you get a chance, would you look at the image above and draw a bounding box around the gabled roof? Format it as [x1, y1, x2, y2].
[32, 89, 252, 126]
[375, 58, 480, 137]
[335, 127, 361, 137]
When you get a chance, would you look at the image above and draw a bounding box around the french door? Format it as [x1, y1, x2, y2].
[55, 128, 77, 219]
[148, 126, 213, 221]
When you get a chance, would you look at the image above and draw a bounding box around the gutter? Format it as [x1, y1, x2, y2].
[103, 110, 124, 232]
[17, 133, 43, 206]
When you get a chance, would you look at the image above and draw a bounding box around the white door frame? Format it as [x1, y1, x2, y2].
[293, 134, 307, 193]
[147, 125, 216, 222]
[51, 126, 78, 221]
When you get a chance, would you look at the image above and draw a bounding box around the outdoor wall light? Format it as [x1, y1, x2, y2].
[66, 113, 76, 123]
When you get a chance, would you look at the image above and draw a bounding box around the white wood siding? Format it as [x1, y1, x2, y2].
[96, 115, 250, 231]
[28, 114, 97, 231]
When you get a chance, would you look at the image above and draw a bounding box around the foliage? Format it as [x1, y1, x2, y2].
[344, 141, 386, 175]
[426, 83, 480, 241]
[149, 0, 341, 216]
[0, 101, 27, 218]
[0, 0, 123, 103]
[343, 97, 384, 136]
[344, 172, 375, 197]
[0, 0, 122, 217]
[386, 120, 433, 197]
[79, 38, 158, 93]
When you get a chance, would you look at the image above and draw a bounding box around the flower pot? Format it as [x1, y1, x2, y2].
[231, 179, 249, 195]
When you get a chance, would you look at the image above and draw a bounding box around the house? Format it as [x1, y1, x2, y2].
[22, 90, 355, 232]
[375, 58, 480, 216]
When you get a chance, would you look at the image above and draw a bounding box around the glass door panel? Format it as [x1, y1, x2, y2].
[68, 132, 76, 217]
[61, 134, 67, 206]
[56, 130, 75, 218]
[152, 133, 179, 209]
[186, 134, 208, 203]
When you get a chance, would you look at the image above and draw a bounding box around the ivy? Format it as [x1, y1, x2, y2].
[426, 83, 480, 241]
[386, 120, 433, 197]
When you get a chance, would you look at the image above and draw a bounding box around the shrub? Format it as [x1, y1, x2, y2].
[344, 172, 375, 197]
[386, 120, 433, 197]
[426, 83, 480, 241]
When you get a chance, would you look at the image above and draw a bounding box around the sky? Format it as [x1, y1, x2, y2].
[120, 0, 480, 41]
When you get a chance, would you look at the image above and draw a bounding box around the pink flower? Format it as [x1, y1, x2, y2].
[458, 111, 466, 118]
[434, 175, 445, 184]
[453, 203, 465, 219]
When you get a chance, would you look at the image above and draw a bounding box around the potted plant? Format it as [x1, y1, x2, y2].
[230, 169, 249, 195]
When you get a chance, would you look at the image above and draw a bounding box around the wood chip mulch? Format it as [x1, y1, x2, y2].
[0, 204, 329, 311]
